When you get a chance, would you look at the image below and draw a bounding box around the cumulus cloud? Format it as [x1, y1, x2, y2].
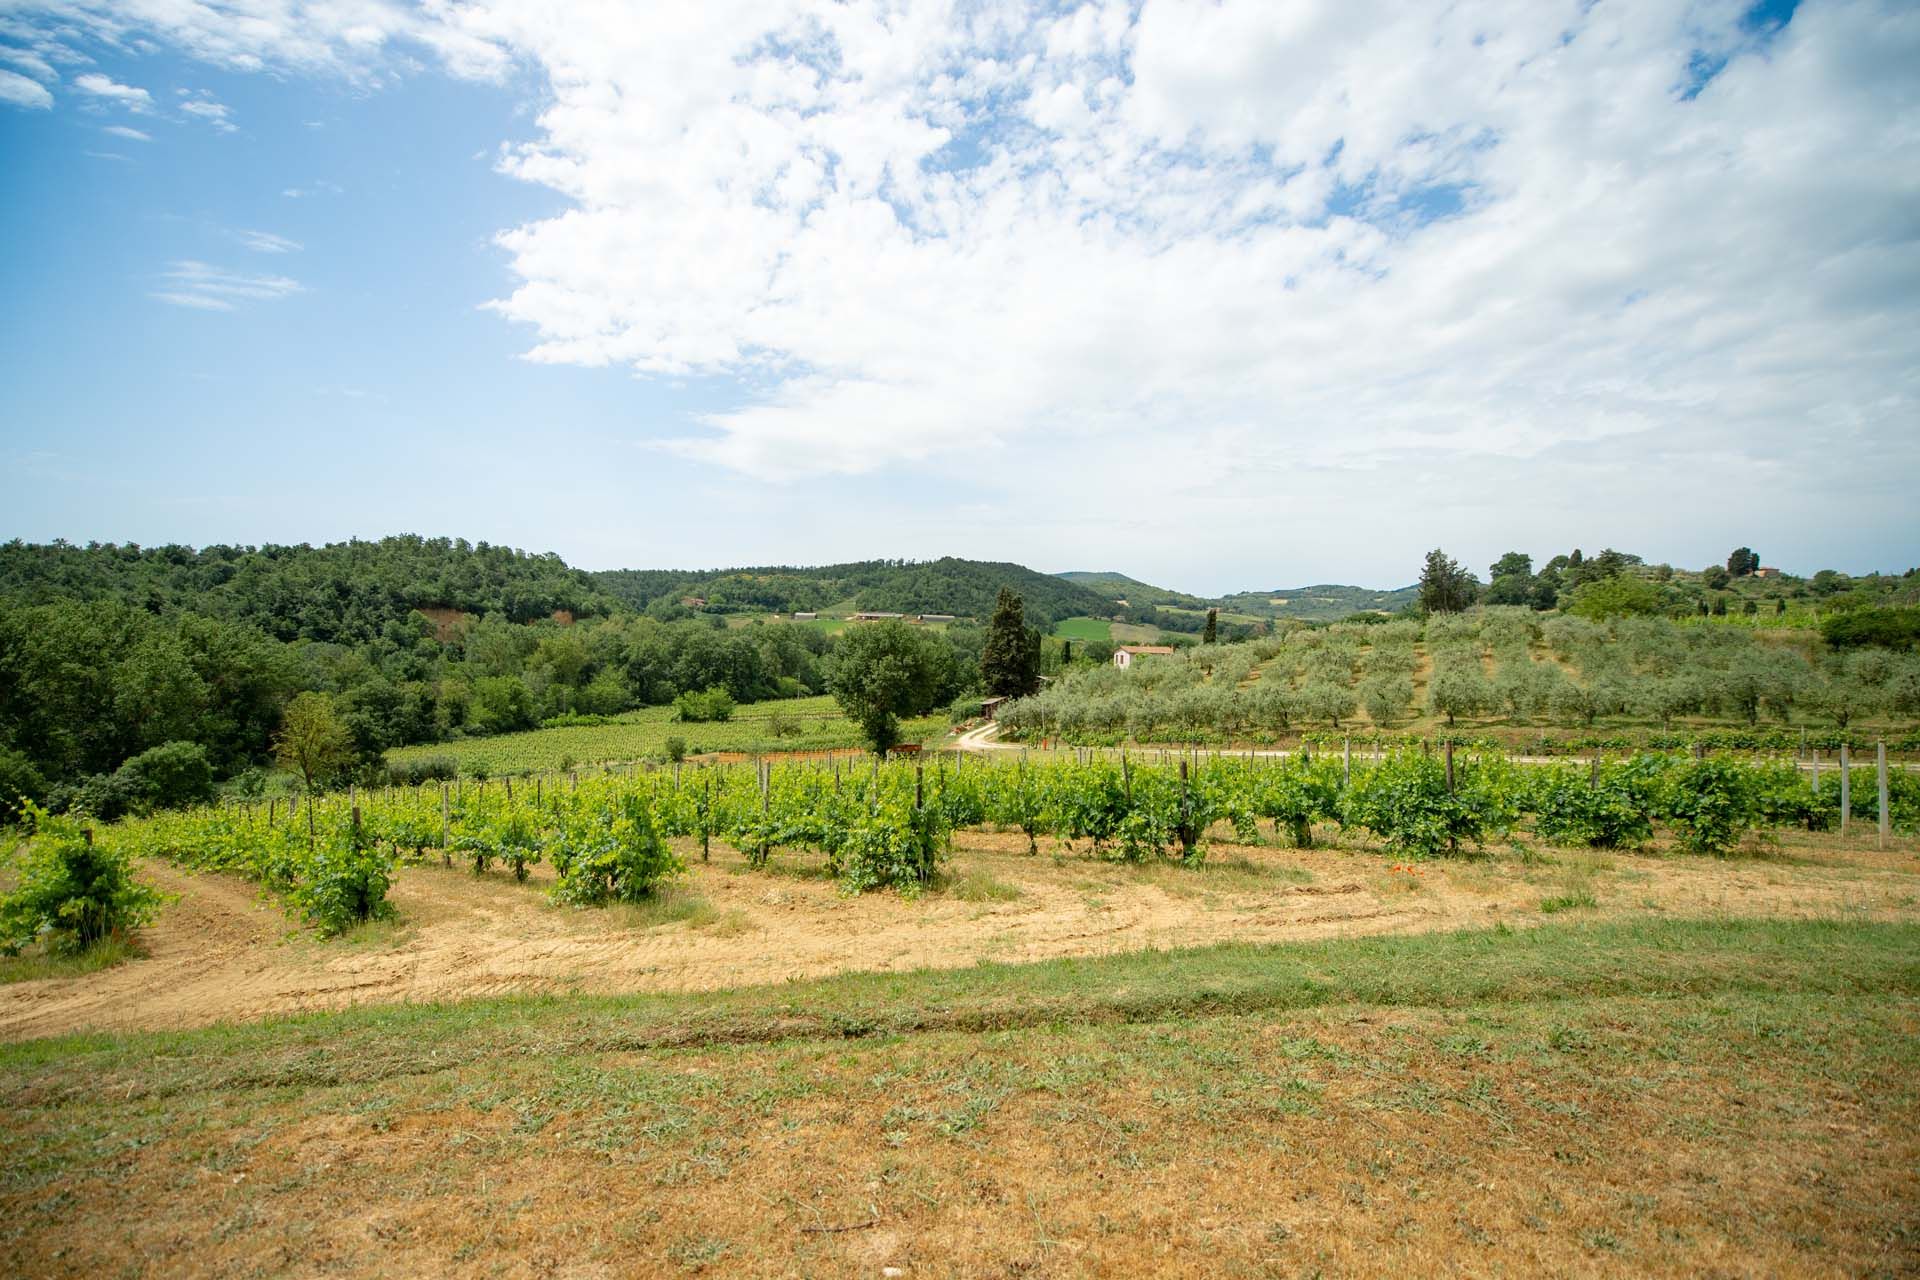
[5, 0, 1918, 577]
[0, 66, 50, 108]
[72, 71, 150, 111]
[151, 260, 302, 311]
[179, 91, 236, 131]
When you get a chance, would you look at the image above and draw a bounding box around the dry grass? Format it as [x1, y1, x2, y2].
[1, 920, 1915, 1278]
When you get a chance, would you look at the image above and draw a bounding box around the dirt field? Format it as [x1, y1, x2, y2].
[5, 826, 1916, 1042]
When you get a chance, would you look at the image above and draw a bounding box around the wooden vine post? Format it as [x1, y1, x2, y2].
[1840, 744, 1851, 837]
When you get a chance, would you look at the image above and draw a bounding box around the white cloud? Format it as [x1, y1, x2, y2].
[5, 0, 1918, 580]
[151, 260, 302, 311]
[101, 123, 148, 140]
[236, 229, 300, 253]
[0, 66, 50, 108]
[179, 92, 235, 131]
[72, 71, 150, 111]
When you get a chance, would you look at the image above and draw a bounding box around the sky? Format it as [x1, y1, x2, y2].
[0, 0, 1915, 595]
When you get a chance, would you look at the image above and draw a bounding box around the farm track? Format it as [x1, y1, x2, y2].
[4, 827, 1917, 1042]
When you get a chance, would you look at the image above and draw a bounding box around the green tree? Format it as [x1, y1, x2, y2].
[1202, 609, 1218, 645]
[272, 692, 354, 795]
[1727, 547, 1758, 577]
[980, 588, 1041, 698]
[829, 621, 954, 756]
[1418, 550, 1477, 615]
[1566, 575, 1670, 620]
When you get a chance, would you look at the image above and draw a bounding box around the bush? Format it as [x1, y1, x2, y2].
[1661, 758, 1759, 855]
[291, 817, 395, 937]
[1340, 751, 1514, 857]
[0, 747, 47, 822]
[385, 755, 458, 787]
[664, 736, 688, 763]
[673, 686, 737, 723]
[113, 740, 216, 813]
[1532, 760, 1660, 848]
[550, 793, 682, 906]
[1, 803, 163, 955]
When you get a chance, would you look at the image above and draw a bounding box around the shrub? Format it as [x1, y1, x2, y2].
[550, 793, 683, 906]
[1532, 761, 1659, 849]
[673, 686, 737, 723]
[664, 736, 688, 763]
[113, 741, 216, 813]
[386, 755, 458, 787]
[1661, 758, 1759, 855]
[291, 817, 395, 937]
[1340, 751, 1514, 857]
[1, 803, 163, 956]
[0, 748, 47, 821]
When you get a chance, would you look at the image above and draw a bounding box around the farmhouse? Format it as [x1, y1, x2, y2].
[1752, 567, 1782, 579]
[1114, 644, 1175, 670]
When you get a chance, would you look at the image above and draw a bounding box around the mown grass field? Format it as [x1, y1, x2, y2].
[1052, 615, 1113, 643]
[2, 918, 1915, 1276]
[387, 695, 951, 774]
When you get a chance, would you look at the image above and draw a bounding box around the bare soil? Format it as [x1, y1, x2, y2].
[4, 827, 1915, 1042]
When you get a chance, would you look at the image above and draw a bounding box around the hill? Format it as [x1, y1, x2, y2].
[1218, 583, 1421, 622]
[1056, 571, 1209, 610]
[594, 558, 1112, 627]
[0, 535, 615, 646]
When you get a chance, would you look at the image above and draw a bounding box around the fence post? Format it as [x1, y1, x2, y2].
[1343, 736, 1351, 788]
[1445, 739, 1456, 793]
[1879, 742, 1891, 850]
[440, 783, 450, 866]
[1840, 744, 1851, 838]
[1590, 750, 1600, 787]
[1811, 749, 1820, 793]
[505, 777, 513, 803]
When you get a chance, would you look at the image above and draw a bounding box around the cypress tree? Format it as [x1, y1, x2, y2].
[981, 588, 1041, 698]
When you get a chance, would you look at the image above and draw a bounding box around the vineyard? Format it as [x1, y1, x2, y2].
[997, 609, 1920, 747]
[99, 745, 1920, 937]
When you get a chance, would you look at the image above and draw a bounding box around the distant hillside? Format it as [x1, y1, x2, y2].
[596, 558, 1113, 627]
[0, 535, 614, 646]
[1219, 584, 1420, 621]
[1057, 571, 1209, 610]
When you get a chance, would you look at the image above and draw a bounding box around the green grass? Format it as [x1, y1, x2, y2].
[4, 917, 1911, 1089]
[1053, 616, 1113, 643]
[0, 936, 142, 985]
[387, 695, 948, 774]
[948, 866, 1023, 902]
[1540, 889, 1599, 914]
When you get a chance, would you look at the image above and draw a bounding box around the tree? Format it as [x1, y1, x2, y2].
[1418, 549, 1477, 615]
[828, 621, 955, 756]
[980, 588, 1042, 698]
[1566, 575, 1670, 620]
[1202, 609, 1218, 645]
[1727, 547, 1759, 577]
[1489, 551, 1533, 581]
[272, 692, 353, 795]
[1426, 666, 1490, 727]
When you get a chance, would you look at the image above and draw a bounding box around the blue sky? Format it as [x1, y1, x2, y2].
[0, 1, 1913, 593]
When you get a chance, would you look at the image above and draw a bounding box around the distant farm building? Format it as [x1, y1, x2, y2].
[791, 611, 818, 620]
[1752, 567, 1782, 579]
[1114, 645, 1175, 670]
[851, 611, 905, 621]
[680, 596, 708, 609]
[980, 695, 1009, 720]
[918, 613, 956, 623]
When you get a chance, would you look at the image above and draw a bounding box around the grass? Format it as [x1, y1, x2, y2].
[387, 694, 950, 775]
[1052, 616, 1113, 643]
[2, 918, 1916, 1276]
[0, 935, 141, 985]
[1539, 888, 1599, 914]
[948, 866, 1022, 902]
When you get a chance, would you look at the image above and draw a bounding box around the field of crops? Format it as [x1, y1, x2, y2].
[385, 695, 949, 775]
[102, 744, 1917, 938]
[1002, 609, 1920, 747]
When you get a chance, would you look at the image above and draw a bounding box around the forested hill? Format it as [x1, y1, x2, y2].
[593, 557, 1112, 626]
[1056, 571, 1210, 610]
[0, 536, 615, 646]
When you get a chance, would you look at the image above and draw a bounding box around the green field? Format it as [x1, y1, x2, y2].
[5, 918, 1916, 1275]
[1052, 615, 1113, 642]
[387, 695, 950, 773]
